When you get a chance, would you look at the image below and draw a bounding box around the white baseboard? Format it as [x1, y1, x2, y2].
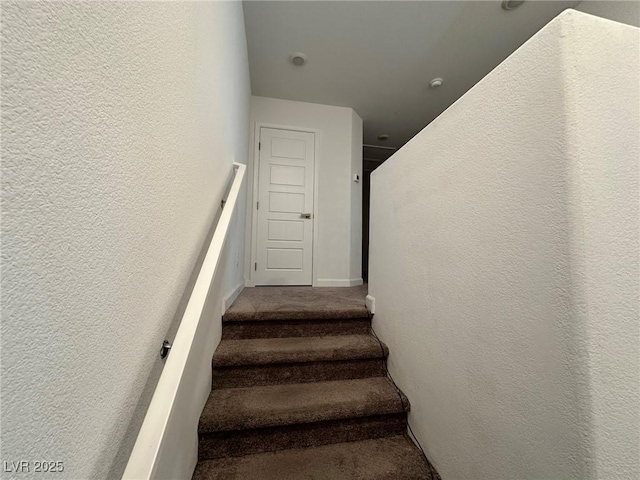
[315, 278, 364, 287]
[223, 281, 245, 314]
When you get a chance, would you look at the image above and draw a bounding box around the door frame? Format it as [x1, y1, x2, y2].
[248, 122, 320, 287]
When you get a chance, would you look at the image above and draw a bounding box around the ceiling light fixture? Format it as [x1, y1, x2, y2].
[377, 134, 390, 141]
[290, 52, 307, 66]
[502, 0, 525, 10]
[429, 78, 443, 89]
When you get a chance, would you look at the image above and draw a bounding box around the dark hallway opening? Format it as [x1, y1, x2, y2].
[362, 145, 395, 282]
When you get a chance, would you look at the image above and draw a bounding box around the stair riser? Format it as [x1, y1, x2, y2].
[222, 319, 371, 339]
[198, 413, 407, 460]
[213, 359, 386, 388]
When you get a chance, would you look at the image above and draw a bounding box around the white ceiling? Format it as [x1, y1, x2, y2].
[243, 0, 580, 149]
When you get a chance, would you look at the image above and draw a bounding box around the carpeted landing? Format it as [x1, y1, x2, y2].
[193, 285, 434, 479]
[223, 285, 369, 321]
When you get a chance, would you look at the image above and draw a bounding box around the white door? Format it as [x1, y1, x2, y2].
[254, 127, 315, 285]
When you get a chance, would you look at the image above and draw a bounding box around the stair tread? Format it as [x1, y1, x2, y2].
[213, 334, 387, 367]
[224, 311, 370, 322]
[199, 377, 408, 433]
[192, 435, 430, 480]
[224, 286, 369, 322]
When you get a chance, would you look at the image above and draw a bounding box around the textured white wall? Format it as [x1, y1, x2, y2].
[247, 96, 363, 286]
[576, 0, 640, 26]
[369, 10, 638, 480]
[562, 13, 640, 478]
[1, 2, 250, 479]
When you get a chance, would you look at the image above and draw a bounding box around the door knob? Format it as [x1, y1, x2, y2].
[300, 213, 312, 219]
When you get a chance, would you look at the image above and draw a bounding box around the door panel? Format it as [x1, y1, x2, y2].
[268, 220, 304, 242]
[255, 128, 315, 285]
[271, 137, 306, 159]
[268, 192, 305, 213]
[270, 164, 305, 186]
[266, 248, 304, 270]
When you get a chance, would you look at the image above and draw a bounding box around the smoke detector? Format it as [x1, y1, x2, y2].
[502, 0, 525, 10]
[429, 78, 444, 89]
[290, 52, 307, 66]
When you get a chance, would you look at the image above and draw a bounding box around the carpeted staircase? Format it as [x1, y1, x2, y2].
[192, 287, 434, 479]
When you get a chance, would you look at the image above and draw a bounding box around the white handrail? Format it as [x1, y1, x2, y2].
[122, 162, 246, 480]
